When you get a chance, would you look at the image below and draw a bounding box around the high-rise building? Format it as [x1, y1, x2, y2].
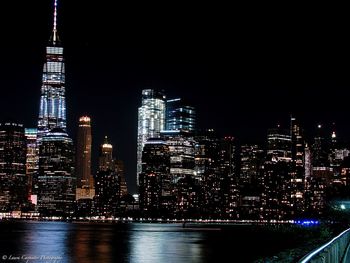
[37, 128, 75, 216]
[161, 130, 197, 217]
[312, 124, 330, 168]
[267, 126, 292, 162]
[239, 144, 264, 219]
[137, 89, 166, 185]
[95, 137, 121, 216]
[166, 98, 196, 133]
[76, 116, 94, 200]
[240, 144, 263, 185]
[37, 0, 66, 140]
[139, 138, 170, 218]
[115, 160, 128, 196]
[290, 116, 305, 215]
[328, 129, 349, 179]
[35, 0, 75, 217]
[290, 116, 304, 167]
[263, 125, 293, 219]
[0, 123, 27, 212]
[219, 136, 239, 218]
[261, 160, 293, 219]
[25, 128, 39, 200]
[309, 124, 332, 215]
[99, 136, 113, 171]
[305, 143, 312, 178]
[161, 131, 196, 180]
[194, 130, 238, 218]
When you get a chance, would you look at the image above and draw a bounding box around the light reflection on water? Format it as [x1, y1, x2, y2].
[128, 224, 203, 263]
[0, 221, 300, 262]
[0, 222, 208, 263]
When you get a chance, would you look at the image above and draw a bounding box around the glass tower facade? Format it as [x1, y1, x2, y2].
[137, 89, 166, 185]
[38, 0, 66, 140]
[36, 1, 76, 216]
[166, 98, 195, 133]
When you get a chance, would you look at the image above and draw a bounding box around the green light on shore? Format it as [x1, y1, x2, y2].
[341, 204, 346, 210]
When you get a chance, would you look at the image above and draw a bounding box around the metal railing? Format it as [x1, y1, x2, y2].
[299, 227, 350, 263]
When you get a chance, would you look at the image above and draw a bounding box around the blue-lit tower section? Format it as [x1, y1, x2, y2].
[166, 98, 196, 133]
[137, 89, 166, 185]
[38, 0, 66, 140]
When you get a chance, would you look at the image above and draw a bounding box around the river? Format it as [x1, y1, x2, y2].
[0, 221, 320, 262]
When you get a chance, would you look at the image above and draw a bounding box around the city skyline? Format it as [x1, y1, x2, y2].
[0, 1, 349, 194]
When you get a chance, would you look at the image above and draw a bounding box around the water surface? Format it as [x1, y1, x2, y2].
[0, 221, 309, 262]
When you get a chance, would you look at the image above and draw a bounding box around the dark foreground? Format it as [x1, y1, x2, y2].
[0, 221, 334, 263]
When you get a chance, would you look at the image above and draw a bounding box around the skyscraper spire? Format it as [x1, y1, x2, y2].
[38, 0, 66, 140]
[51, 0, 59, 45]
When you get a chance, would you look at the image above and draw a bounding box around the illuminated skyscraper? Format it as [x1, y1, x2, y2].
[263, 125, 293, 219]
[290, 116, 304, 167]
[25, 128, 39, 199]
[166, 98, 196, 133]
[239, 144, 264, 219]
[137, 89, 166, 185]
[37, 136, 75, 218]
[37, 0, 66, 140]
[0, 123, 27, 212]
[240, 144, 263, 185]
[99, 136, 113, 171]
[76, 116, 94, 200]
[115, 160, 128, 196]
[194, 130, 238, 218]
[161, 130, 197, 217]
[36, 1, 75, 216]
[290, 116, 305, 215]
[37, 128, 75, 216]
[139, 138, 170, 217]
[267, 126, 292, 161]
[95, 137, 121, 216]
[312, 124, 329, 168]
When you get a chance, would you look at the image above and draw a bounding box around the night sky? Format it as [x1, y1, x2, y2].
[0, 1, 349, 193]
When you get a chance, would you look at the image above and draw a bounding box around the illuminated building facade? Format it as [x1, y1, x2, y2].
[329, 130, 349, 180]
[95, 137, 121, 216]
[139, 139, 170, 218]
[290, 116, 305, 215]
[261, 160, 293, 219]
[25, 128, 39, 199]
[263, 126, 293, 219]
[37, 0, 66, 140]
[76, 116, 94, 200]
[312, 124, 329, 168]
[137, 89, 166, 185]
[218, 136, 238, 218]
[115, 160, 128, 196]
[239, 144, 264, 219]
[194, 130, 238, 218]
[267, 126, 292, 161]
[240, 144, 263, 185]
[161, 130, 197, 218]
[166, 98, 195, 133]
[98, 136, 113, 171]
[0, 123, 27, 212]
[310, 125, 331, 215]
[37, 128, 75, 216]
